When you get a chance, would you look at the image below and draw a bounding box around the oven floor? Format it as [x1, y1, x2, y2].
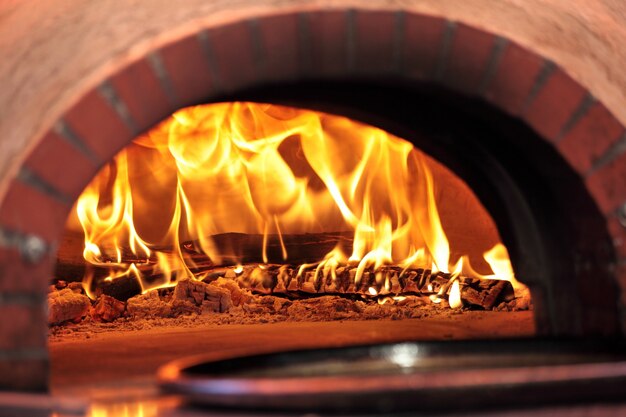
[50, 311, 534, 391]
[11, 312, 626, 416]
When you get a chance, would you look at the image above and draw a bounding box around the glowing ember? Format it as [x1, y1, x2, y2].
[70, 102, 524, 302]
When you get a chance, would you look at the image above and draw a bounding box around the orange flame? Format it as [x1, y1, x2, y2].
[71, 102, 523, 298]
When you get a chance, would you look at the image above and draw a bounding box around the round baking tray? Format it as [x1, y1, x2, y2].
[158, 339, 626, 412]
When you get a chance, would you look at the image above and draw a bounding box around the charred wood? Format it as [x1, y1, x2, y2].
[459, 279, 515, 310]
[90, 294, 126, 322]
[210, 264, 516, 310]
[181, 231, 354, 265]
[93, 274, 143, 301]
[55, 231, 354, 283]
[48, 289, 91, 325]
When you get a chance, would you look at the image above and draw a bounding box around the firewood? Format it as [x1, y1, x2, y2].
[215, 264, 512, 310]
[48, 289, 91, 324]
[123, 277, 253, 319]
[127, 291, 173, 319]
[211, 277, 251, 306]
[459, 279, 514, 309]
[56, 230, 516, 310]
[90, 294, 125, 322]
[55, 231, 354, 283]
[67, 282, 84, 293]
[49, 266, 524, 329]
[494, 286, 531, 311]
[94, 274, 143, 301]
[181, 232, 354, 265]
[173, 278, 232, 312]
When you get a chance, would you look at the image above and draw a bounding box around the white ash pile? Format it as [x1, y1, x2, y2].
[126, 277, 248, 319]
[48, 284, 91, 325]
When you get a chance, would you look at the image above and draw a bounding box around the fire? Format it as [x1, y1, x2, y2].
[71, 102, 523, 301]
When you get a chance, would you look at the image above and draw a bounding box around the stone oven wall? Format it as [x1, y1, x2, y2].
[0, 0, 625, 390]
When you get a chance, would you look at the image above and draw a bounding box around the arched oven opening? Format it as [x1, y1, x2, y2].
[1, 5, 626, 415]
[46, 79, 618, 395]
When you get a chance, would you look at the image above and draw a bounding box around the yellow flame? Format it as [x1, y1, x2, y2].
[461, 243, 523, 295]
[449, 280, 462, 309]
[72, 102, 523, 298]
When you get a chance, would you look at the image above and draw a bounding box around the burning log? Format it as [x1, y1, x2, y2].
[67, 282, 84, 293]
[48, 266, 526, 329]
[94, 274, 144, 301]
[173, 278, 233, 313]
[90, 294, 126, 322]
[495, 286, 531, 311]
[55, 231, 353, 286]
[124, 277, 253, 319]
[127, 291, 174, 319]
[48, 289, 91, 325]
[51, 228, 528, 328]
[53, 230, 521, 324]
[460, 279, 515, 310]
[220, 264, 516, 310]
[211, 277, 251, 306]
[182, 232, 354, 265]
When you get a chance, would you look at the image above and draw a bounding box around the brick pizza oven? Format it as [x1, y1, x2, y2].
[0, 0, 625, 393]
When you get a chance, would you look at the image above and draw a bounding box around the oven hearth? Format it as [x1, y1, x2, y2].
[49, 102, 530, 347]
[49, 262, 528, 336]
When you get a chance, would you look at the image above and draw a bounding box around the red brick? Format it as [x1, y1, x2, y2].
[608, 216, 626, 260]
[0, 358, 47, 391]
[586, 151, 626, 214]
[558, 102, 625, 174]
[445, 24, 495, 92]
[0, 248, 53, 292]
[64, 89, 134, 161]
[0, 180, 70, 243]
[618, 263, 626, 309]
[258, 13, 299, 83]
[483, 42, 544, 116]
[0, 304, 46, 350]
[402, 14, 446, 79]
[110, 58, 173, 133]
[523, 68, 587, 142]
[160, 35, 216, 108]
[23, 130, 98, 200]
[210, 21, 258, 92]
[355, 10, 395, 74]
[308, 11, 349, 77]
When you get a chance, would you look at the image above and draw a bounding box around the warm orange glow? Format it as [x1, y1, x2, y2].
[72, 102, 523, 301]
[86, 399, 165, 417]
[461, 243, 523, 294]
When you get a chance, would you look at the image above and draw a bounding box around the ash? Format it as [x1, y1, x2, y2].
[48, 274, 530, 342]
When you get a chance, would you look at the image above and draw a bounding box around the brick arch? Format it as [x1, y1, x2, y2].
[1, 9, 625, 389]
